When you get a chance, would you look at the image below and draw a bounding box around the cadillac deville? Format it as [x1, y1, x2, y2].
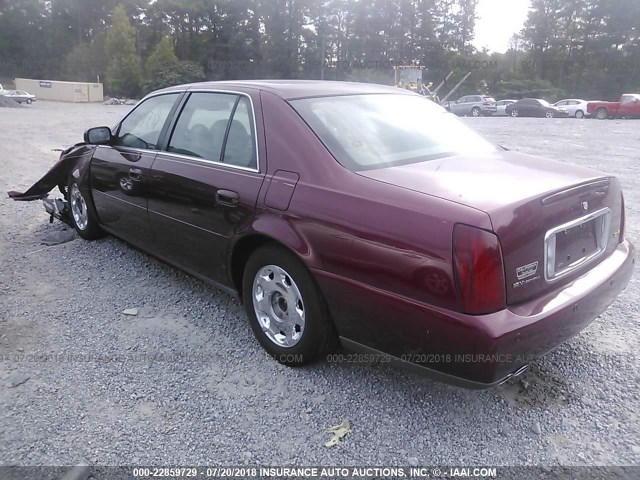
[9, 81, 635, 388]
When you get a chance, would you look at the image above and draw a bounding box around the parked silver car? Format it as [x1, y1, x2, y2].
[553, 99, 590, 118]
[447, 95, 497, 117]
[3, 90, 37, 104]
[495, 99, 516, 116]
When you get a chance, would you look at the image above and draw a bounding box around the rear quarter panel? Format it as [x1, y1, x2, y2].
[252, 91, 493, 341]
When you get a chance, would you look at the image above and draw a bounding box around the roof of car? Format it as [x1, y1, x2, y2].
[155, 80, 414, 100]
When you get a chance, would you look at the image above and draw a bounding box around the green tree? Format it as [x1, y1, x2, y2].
[105, 5, 141, 97]
[143, 36, 205, 93]
[145, 36, 178, 73]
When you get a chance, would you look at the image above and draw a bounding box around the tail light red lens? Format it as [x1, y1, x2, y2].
[453, 224, 506, 314]
[620, 193, 625, 243]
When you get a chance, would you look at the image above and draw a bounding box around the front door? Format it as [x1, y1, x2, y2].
[148, 91, 264, 285]
[90, 93, 181, 247]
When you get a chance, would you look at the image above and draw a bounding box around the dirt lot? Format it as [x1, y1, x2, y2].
[0, 101, 638, 467]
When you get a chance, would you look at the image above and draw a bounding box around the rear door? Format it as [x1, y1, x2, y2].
[148, 91, 264, 285]
[90, 92, 181, 247]
[450, 96, 467, 115]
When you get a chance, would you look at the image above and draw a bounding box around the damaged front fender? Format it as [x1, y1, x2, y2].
[8, 143, 97, 225]
[7, 143, 96, 202]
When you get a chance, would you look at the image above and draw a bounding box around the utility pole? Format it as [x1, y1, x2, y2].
[320, 36, 326, 80]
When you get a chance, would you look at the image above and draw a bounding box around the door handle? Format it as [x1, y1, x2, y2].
[215, 189, 239, 207]
[129, 168, 143, 180]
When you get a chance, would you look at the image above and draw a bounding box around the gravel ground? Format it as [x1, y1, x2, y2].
[0, 101, 638, 467]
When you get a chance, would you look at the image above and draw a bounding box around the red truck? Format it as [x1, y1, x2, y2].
[587, 94, 640, 119]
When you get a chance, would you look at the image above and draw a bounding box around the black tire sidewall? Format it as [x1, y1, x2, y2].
[242, 244, 335, 365]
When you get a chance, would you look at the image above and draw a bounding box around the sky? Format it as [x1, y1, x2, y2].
[473, 0, 531, 53]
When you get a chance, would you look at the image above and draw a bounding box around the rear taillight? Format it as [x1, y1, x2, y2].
[453, 224, 506, 314]
[620, 193, 625, 243]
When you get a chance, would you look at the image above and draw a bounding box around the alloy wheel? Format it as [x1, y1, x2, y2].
[69, 184, 88, 231]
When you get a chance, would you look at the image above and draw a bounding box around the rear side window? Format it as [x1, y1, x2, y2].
[168, 92, 257, 169]
[222, 97, 257, 169]
[113, 93, 179, 149]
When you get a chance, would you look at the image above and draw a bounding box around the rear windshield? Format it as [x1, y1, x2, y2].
[290, 94, 496, 171]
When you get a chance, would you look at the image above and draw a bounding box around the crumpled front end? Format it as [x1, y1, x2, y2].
[7, 143, 96, 225]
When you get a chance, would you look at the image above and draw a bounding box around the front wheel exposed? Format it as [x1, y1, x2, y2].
[510, 109, 519, 117]
[68, 180, 104, 240]
[242, 244, 337, 365]
[596, 108, 608, 120]
[545, 110, 555, 118]
[575, 110, 584, 119]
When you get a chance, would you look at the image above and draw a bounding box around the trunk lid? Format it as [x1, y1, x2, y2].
[358, 151, 623, 305]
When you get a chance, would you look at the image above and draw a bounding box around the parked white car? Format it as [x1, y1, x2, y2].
[495, 99, 516, 116]
[3, 90, 37, 104]
[553, 99, 590, 118]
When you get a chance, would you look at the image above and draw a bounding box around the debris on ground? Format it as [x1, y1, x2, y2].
[324, 419, 351, 447]
[103, 97, 138, 106]
[122, 308, 139, 316]
[41, 228, 76, 246]
[7, 374, 30, 388]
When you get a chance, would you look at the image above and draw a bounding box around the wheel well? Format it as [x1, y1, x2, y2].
[230, 234, 289, 299]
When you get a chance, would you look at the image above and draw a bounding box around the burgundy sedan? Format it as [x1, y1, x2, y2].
[9, 81, 634, 388]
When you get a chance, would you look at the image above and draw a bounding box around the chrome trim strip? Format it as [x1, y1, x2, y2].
[544, 207, 611, 282]
[156, 151, 260, 173]
[96, 144, 153, 156]
[93, 190, 146, 211]
[147, 209, 226, 238]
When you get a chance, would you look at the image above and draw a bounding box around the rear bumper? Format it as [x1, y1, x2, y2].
[316, 240, 635, 388]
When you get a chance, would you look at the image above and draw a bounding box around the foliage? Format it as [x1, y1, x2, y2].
[0, 0, 638, 100]
[105, 5, 142, 97]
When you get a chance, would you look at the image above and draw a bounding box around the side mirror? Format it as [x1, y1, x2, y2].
[84, 126, 112, 145]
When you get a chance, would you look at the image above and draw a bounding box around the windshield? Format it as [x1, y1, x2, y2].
[538, 99, 551, 106]
[290, 94, 497, 171]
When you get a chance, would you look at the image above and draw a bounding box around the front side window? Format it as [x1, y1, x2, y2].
[168, 92, 257, 169]
[291, 94, 496, 171]
[113, 93, 179, 149]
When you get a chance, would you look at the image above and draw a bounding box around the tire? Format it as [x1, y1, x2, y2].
[67, 179, 104, 240]
[471, 107, 481, 117]
[242, 244, 337, 365]
[545, 110, 554, 118]
[510, 108, 519, 117]
[575, 110, 584, 119]
[26, 98, 33, 105]
[596, 108, 608, 120]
